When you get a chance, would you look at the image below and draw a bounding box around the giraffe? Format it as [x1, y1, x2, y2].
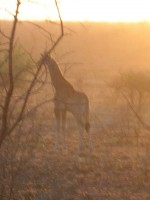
[42, 54, 92, 152]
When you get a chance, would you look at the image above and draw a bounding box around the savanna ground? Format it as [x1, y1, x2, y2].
[1, 21, 150, 200]
[1, 81, 150, 200]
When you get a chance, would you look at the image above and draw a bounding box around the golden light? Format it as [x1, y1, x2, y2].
[0, 0, 150, 22]
[0, 0, 58, 20]
[60, 0, 150, 22]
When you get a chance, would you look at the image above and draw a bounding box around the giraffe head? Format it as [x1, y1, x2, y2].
[40, 53, 56, 67]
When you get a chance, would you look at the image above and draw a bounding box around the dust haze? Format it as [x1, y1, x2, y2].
[1, 21, 150, 199]
[2, 21, 150, 92]
[3, 21, 150, 71]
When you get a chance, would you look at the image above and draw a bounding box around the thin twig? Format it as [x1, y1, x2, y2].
[122, 92, 150, 132]
[0, 71, 7, 94]
[7, 0, 64, 135]
[0, 0, 21, 146]
[0, 28, 10, 40]
[25, 21, 55, 42]
[23, 98, 53, 119]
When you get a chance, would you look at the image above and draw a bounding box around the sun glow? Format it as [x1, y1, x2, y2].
[1, 0, 150, 22]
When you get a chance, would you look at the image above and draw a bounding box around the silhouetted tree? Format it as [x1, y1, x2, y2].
[0, 0, 64, 148]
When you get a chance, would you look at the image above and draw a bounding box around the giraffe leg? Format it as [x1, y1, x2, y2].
[87, 128, 93, 152]
[62, 110, 67, 150]
[54, 107, 61, 150]
[73, 114, 84, 153]
[78, 126, 84, 153]
[75, 115, 93, 153]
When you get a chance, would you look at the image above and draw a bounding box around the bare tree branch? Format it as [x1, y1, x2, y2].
[0, 0, 21, 146]
[25, 21, 55, 42]
[0, 55, 8, 69]
[0, 71, 7, 94]
[0, 0, 64, 148]
[0, 28, 10, 40]
[121, 92, 150, 132]
[3, 0, 64, 138]
[23, 98, 53, 119]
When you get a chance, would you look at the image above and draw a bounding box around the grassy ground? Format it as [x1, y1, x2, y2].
[1, 80, 150, 199]
[1, 21, 150, 199]
[1, 122, 150, 200]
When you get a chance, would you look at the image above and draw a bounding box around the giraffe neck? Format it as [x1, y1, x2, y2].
[48, 63, 64, 88]
[47, 59, 69, 91]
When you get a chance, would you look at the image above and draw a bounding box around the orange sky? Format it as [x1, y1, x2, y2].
[0, 0, 150, 22]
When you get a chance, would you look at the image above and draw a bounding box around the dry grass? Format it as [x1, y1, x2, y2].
[1, 20, 150, 200]
[1, 116, 150, 200]
[1, 73, 150, 199]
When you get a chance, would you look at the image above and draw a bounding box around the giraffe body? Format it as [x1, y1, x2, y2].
[42, 55, 91, 151]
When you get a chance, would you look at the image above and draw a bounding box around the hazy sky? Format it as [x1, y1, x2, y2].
[0, 0, 150, 22]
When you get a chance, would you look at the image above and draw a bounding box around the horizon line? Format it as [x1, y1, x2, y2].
[1, 18, 150, 23]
